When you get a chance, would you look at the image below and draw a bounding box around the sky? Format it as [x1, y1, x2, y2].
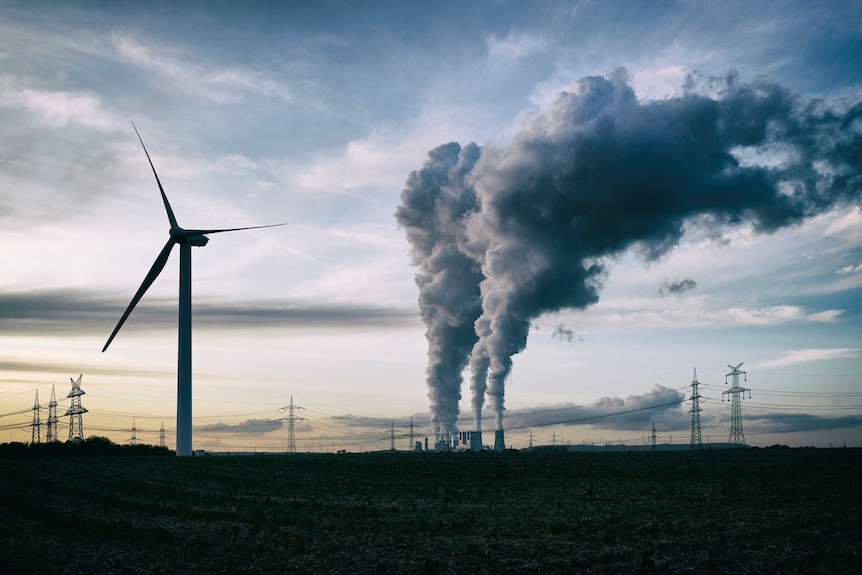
[1, 0, 860, 451]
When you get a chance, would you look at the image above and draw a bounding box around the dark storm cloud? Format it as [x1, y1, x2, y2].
[658, 278, 698, 297]
[503, 384, 687, 431]
[195, 418, 284, 435]
[398, 69, 862, 436]
[0, 289, 417, 336]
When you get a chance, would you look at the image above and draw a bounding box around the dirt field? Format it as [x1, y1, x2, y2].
[1, 448, 859, 574]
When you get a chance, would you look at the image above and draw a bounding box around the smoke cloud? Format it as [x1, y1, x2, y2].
[397, 69, 862, 437]
[658, 278, 698, 297]
[394, 143, 483, 438]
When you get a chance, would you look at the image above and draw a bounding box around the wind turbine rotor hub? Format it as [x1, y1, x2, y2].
[170, 226, 209, 246]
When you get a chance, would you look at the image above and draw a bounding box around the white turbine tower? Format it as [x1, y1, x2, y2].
[103, 123, 285, 456]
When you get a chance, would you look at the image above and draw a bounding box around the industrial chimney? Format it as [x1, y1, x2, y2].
[494, 429, 505, 452]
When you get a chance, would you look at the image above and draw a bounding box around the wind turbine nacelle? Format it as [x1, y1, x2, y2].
[185, 234, 210, 247]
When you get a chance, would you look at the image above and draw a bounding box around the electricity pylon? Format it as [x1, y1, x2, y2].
[689, 368, 703, 450]
[651, 421, 657, 451]
[46, 386, 59, 442]
[65, 374, 88, 442]
[278, 396, 306, 454]
[723, 363, 751, 446]
[403, 417, 423, 451]
[30, 390, 41, 445]
[159, 421, 166, 448]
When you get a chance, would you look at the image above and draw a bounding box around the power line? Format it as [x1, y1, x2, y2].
[0, 408, 33, 419]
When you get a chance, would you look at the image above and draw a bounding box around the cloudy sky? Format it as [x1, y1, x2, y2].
[1, 0, 860, 451]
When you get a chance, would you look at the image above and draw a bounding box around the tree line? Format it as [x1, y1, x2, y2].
[0, 436, 173, 457]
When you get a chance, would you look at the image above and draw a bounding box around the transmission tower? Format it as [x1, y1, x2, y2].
[403, 416, 424, 450]
[278, 396, 306, 454]
[723, 363, 751, 445]
[651, 421, 657, 451]
[46, 386, 59, 442]
[389, 421, 396, 451]
[30, 390, 41, 445]
[64, 374, 88, 442]
[159, 421, 166, 448]
[130, 417, 137, 446]
[689, 368, 703, 450]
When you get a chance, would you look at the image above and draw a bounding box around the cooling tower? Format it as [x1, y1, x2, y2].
[469, 430, 483, 452]
[493, 429, 505, 452]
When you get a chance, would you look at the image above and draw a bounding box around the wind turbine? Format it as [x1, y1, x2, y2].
[103, 123, 285, 456]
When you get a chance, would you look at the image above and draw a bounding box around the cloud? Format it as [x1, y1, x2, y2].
[287, 105, 486, 199]
[0, 358, 169, 379]
[0, 76, 119, 131]
[746, 412, 862, 435]
[0, 78, 133, 225]
[486, 32, 547, 64]
[195, 418, 284, 435]
[327, 413, 430, 429]
[658, 277, 698, 297]
[291, 129, 409, 195]
[582, 298, 843, 330]
[837, 263, 862, 274]
[502, 384, 687, 432]
[112, 33, 291, 103]
[0, 289, 418, 337]
[754, 348, 862, 369]
[824, 208, 862, 243]
[632, 64, 690, 100]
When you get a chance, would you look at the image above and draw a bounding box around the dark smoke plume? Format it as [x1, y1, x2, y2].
[658, 278, 698, 297]
[398, 69, 861, 436]
[395, 143, 483, 437]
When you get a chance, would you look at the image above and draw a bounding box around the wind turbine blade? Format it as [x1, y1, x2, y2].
[131, 122, 179, 229]
[102, 237, 176, 353]
[184, 222, 288, 235]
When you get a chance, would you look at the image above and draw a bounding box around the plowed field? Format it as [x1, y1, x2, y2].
[1, 449, 859, 574]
